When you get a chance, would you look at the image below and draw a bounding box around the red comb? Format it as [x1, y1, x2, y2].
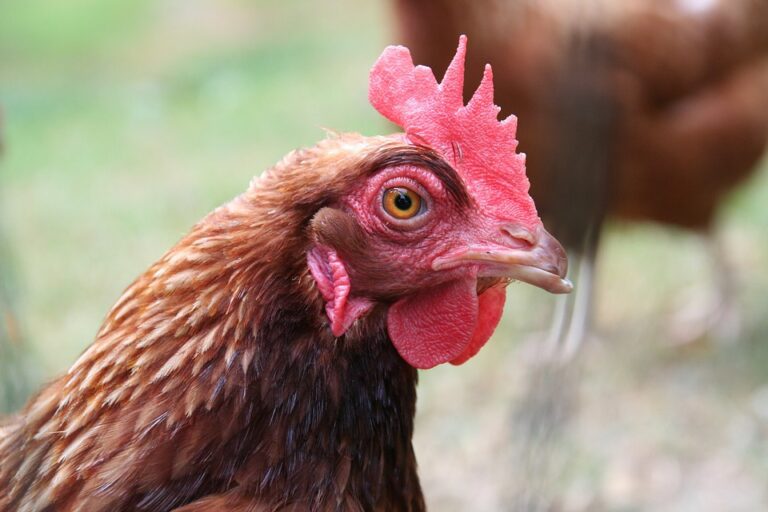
[369, 35, 539, 228]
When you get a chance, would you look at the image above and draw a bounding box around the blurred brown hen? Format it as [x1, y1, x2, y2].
[0, 39, 570, 511]
[394, 0, 768, 347]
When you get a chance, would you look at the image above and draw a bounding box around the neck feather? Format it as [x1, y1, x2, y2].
[1, 187, 424, 510]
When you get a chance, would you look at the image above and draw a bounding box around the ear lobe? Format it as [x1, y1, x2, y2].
[307, 244, 374, 337]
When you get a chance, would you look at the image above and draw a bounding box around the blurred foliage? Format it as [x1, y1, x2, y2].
[1, 0, 768, 510]
[0, 0, 143, 63]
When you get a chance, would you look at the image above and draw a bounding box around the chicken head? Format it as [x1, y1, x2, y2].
[308, 36, 571, 369]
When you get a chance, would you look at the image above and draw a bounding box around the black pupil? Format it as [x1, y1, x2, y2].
[394, 191, 412, 211]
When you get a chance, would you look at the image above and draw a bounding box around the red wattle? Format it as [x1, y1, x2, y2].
[450, 286, 506, 365]
[387, 278, 479, 369]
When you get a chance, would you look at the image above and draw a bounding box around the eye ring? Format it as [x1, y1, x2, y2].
[382, 187, 423, 220]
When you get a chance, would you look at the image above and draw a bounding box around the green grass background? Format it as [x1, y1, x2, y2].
[2, 1, 768, 510]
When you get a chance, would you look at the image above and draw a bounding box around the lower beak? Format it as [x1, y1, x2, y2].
[433, 225, 573, 294]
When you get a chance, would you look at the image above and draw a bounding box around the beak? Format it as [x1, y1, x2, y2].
[433, 224, 573, 294]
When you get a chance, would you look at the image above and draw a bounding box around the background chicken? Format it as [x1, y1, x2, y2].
[0, 38, 569, 511]
[392, 0, 768, 346]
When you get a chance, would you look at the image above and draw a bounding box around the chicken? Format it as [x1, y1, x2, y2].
[0, 38, 570, 511]
[392, 0, 768, 348]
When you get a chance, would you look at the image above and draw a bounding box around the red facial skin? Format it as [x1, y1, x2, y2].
[341, 161, 530, 293]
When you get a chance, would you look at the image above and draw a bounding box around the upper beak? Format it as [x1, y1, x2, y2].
[433, 224, 573, 294]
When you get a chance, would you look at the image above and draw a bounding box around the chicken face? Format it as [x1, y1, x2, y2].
[332, 144, 569, 297]
[307, 142, 570, 370]
[307, 36, 570, 369]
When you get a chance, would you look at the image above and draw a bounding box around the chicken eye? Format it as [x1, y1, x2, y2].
[382, 187, 423, 220]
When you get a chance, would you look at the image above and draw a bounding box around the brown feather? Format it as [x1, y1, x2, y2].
[0, 134, 428, 511]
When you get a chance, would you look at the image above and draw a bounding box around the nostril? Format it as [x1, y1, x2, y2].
[500, 224, 536, 247]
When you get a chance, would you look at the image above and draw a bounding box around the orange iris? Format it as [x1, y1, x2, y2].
[382, 187, 422, 219]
